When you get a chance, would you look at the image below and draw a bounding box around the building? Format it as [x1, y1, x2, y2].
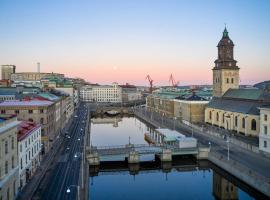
[205, 28, 270, 137]
[212, 28, 239, 97]
[146, 91, 209, 123]
[259, 106, 270, 154]
[17, 121, 41, 190]
[120, 84, 142, 103]
[1, 65, 16, 80]
[10, 72, 64, 82]
[0, 87, 41, 101]
[0, 80, 11, 88]
[80, 82, 122, 103]
[0, 115, 20, 200]
[0, 100, 55, 153]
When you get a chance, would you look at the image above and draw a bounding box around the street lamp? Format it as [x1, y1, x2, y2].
[226, 137, 230, 161]
[173, 117, 177, 130]
[66, 185, 80, 200]
[208, 141, 211, 151]
[162, 113, 165, 126]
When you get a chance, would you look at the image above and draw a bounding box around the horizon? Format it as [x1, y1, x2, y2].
[1, 0, 270, 85]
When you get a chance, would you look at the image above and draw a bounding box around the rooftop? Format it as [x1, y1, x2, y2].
[0, 100, 53, 107]
[18, 121, 40, 141]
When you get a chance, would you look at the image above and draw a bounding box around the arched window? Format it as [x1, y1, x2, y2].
[251, 119, 256, 131]
[216, 112, 219, 122]
[242, 118, 245, 128]
[209, 111, 212, 120]
[235, 116, 238, 127]
[222, 113, 225, 123]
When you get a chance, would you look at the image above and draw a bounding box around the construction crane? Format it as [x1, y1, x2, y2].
[169, 74, 179, 87]
[145, 75, 154, 93]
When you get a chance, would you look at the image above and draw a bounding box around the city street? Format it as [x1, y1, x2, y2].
[32, 103, 88, 200]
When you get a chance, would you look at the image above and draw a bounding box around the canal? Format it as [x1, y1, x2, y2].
[89, 116, 260, 200]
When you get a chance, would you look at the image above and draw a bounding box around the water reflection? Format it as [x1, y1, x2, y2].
[89, 117, 260, 200]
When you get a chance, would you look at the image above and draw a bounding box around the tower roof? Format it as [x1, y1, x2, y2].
[218, 27, 234, 47]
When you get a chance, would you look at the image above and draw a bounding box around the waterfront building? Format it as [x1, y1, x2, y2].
[205, 28, 270, 137]
[80, 82, 122, 103]
[0, 115, 20, 200]
[0, 100, 55, 153]
[1, 65, 16, 80]
[11, 72, 64, 82]
[17, 121, 41, 190]
[146, 91, 209, 123]
[120, 84, 142, 103]
[259, 106, 270, 154]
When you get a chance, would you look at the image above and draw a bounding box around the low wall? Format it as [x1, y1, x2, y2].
[209, 152, 270, 197]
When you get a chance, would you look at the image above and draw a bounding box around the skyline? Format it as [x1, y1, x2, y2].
[1, 0, 270, 85]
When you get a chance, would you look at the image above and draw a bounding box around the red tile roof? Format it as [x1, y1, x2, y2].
[17, 121, 41, 141]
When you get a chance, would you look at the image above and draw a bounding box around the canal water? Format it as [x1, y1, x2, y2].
[89, 116, 259, 200]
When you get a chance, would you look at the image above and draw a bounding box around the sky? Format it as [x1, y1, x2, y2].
[0, 0, 270, 85]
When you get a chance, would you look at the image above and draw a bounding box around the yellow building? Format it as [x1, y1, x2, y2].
[205, 28, 270, 137]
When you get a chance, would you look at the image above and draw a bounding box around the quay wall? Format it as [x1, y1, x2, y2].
[209, 152, 270, 197]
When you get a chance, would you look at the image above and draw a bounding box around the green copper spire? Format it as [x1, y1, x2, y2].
[223, 25, 229, 37]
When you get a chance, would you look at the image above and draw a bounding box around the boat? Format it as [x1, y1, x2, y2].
[144, 133, 155, 144]
[105, 110, 120, 116]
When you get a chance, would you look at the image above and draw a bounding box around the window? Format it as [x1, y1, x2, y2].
[216, 112, 219, 121]
[15, 110, 19, 114]
[11, 137, 14, 149]
[209, 111, 212, 120]
[235, 116, 238, 127]
[1, 110, 5, 114]
[264, 141, 267, 148]
[264, 126, 268, 135]
[5, 161, 8, 174]
[264, 115, 268, 121]
[40, 109, 44, 113]
[5, 141, 8, 154]
[251, 119, 256, 131]
[226, 78, 229, 83]
[25, 154, 27, 164]
[11, 156, 14, 169]
[20, 144, 22, 152]
[21, 158, 23, 169]
[231, 78, 234, 84]
[28, 110, 33, 114]
[242, 118, 245, 129]
[40, 118, 44, 124]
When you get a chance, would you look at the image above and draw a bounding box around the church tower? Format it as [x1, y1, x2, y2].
[213, 27, 239, 97]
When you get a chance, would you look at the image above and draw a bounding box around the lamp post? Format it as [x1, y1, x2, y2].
[208, 141, 211, 151]
[173, 117, 177, 130]
[66, 185, 80, 200]
[226, 137, 230, 161]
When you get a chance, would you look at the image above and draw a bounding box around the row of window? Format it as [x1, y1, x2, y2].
[20, 130, 41, 152]
[20, 141, 40, 170]
[0, 180, 16, 200]
[209, 111, 257, 131]
[1, 109, 44, 114]
[0, 155, 16, 178]
[0, 136, 16, 158]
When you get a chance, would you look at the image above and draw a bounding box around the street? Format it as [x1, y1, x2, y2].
[32, 103, 88, 200]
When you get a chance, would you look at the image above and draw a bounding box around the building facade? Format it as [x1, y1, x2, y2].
[0, 116, 20, 200]
[80, 82, 122, 103]
[18, 121, 41, 190]
[11, 72, 64, 82]
[259, 106, 270, 154]
[0, 100, 55, 153]
[205, 28, 270, 137]
[1, 65, 16, 80]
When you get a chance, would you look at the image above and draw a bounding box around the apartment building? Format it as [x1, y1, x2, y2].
[0, 100, 55, 154]
[259, 106, 270, 154]
[80, 82, 122, 103]
[18, 121, 41, 190]
[0, 115, 20, 200]
[1, 65, 16, 80]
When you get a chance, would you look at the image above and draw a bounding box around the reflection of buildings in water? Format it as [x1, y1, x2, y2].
[91, 117, 122, 127]
[213, 171, 238, 200]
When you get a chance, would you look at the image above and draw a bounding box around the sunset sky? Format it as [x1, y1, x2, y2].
[1, 0, 270, 85]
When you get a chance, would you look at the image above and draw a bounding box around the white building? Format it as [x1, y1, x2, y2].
[17, 121, 41, 190]
[80, 82, 122, 103]
[259, 106, 270, 154]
